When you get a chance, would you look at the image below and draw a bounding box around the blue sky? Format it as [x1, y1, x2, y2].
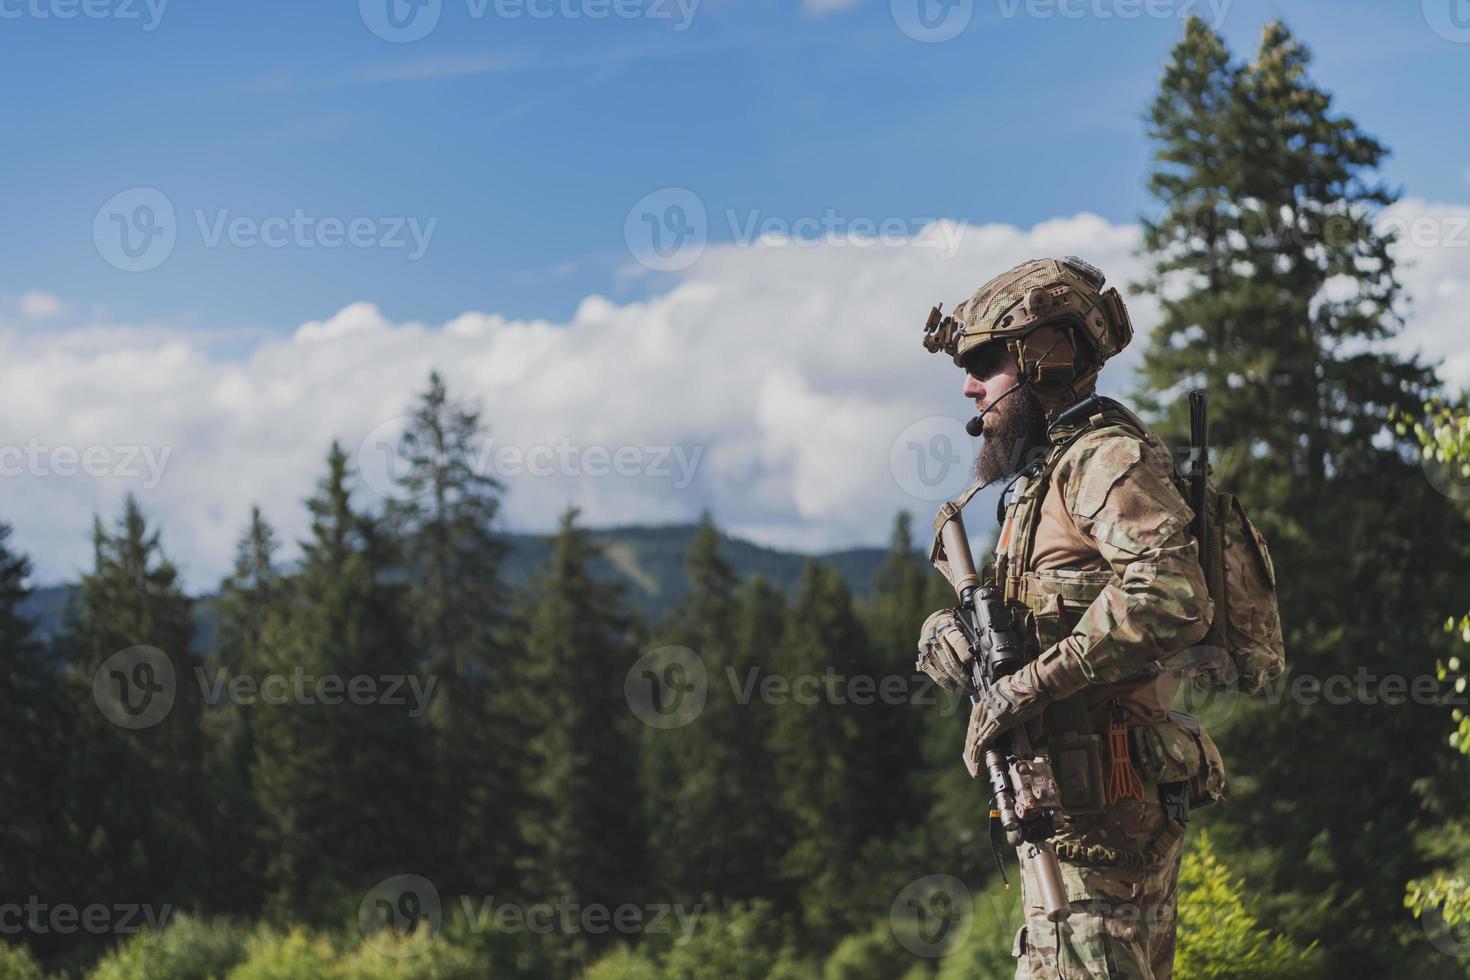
[2, 0, 1469, 588]
[3, 0, 1467, 334]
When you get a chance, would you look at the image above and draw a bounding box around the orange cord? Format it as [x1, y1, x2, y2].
[1106, 698, 1145, 804]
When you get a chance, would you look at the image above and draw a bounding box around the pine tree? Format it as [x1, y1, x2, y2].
[0, 522, 70, 953]
[387, 372, 522, 898]
[647, 515, 782, 906]
[518, 509, 645, 978]
[56, 496, 204, 925]
[203, 506, 282, 915]
[250, 443, 430, 923]
[1138, 19, 1470, 974]
[767, 561, 885, 945]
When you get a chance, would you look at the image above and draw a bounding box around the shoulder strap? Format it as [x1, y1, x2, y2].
[1007, 398, 1149, 594]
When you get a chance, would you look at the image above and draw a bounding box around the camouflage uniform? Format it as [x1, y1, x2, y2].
[920, 258, 1222, 980]
[1000, 415, 1212, 980]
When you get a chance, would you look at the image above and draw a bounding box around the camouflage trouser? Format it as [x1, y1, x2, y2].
[1012, 799, 1186, 979]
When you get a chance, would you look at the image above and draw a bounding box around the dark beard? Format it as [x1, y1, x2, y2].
[973, 388, 1050, 484]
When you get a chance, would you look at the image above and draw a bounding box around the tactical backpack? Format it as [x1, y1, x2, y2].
[998, 394, 1287, 696]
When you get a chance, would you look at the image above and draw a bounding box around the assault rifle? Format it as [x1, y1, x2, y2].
[935, 506, 1071, 923]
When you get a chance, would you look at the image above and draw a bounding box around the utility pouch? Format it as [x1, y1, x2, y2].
[1129, 711, 1226, 809]
[1048, 732, 1106, 816]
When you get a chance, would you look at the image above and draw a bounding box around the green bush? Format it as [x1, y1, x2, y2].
[933, 878, 1021, 980]
[225, 928, 339, 980]
[1175, 831, 1322, 980]
[88, 915, 248, 980]
[335, 930, 483, 980]
[821, 922, 925, 980]
[582, 945, 662, 980]
[0, 944, 49, 980]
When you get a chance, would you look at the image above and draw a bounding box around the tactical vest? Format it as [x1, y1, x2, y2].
[982, 396, 1227, 820]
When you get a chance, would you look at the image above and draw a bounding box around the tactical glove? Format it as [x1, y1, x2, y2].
[916, 609, 976, 694]
[962, 644, 1090, 778]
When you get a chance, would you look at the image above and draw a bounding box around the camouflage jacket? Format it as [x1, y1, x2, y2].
[995, 398, 1213, 726]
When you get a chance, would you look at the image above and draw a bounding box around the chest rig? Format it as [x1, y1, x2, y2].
[990, 395, 1147, 613]
[989, 396, 1153, 816]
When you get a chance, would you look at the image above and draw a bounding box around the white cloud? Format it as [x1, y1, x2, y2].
[19, 291, 63, 321]
[1380, 198, 1470, 391]
[2, 206, 1466, 591]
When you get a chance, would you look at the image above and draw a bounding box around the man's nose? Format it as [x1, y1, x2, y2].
[962, 373, 983, 400]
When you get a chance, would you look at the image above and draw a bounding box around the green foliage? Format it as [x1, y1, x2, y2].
[652, 901, 812, 980]
[52, 496, 206, 964]
[646, 516, 786, 906]
[0, 944, 50, 980]
[820, 921, 925, 980]
[1401, 401, 1470, 935]
[932, 878, 1023, 980]
[250, 443, 430, 922]
[224, 928, 339, 980]
[517, 508, 646, 976]
[388, 371, 524, 899]
[1138, 17, 1470, 975]
[88, 915, 249, 980]
[1175, 832, 1322, 979]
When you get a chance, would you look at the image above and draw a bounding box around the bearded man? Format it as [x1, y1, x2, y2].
[916, 257, 1225, 980]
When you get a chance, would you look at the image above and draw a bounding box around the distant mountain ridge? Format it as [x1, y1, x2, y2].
[17, 523, 896, 649]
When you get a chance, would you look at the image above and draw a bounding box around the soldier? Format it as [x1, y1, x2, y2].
[916, 257, 1224, 979]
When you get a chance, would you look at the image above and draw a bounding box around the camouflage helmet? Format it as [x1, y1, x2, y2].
[922, 256, 1133, 395]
